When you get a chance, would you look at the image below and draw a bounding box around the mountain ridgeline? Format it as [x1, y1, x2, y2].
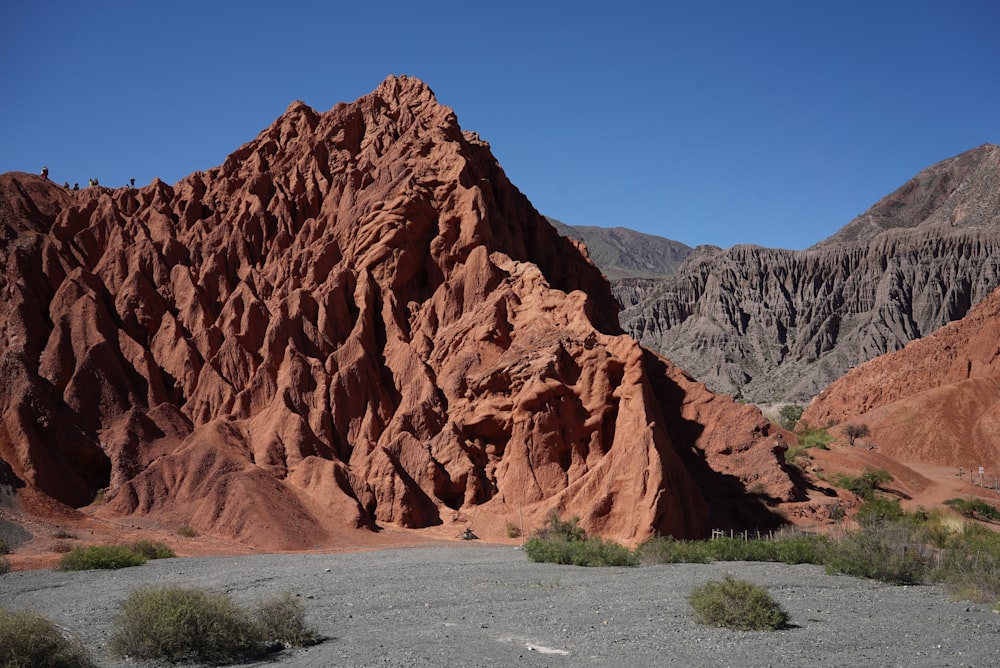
[574, 144, 1000, 403]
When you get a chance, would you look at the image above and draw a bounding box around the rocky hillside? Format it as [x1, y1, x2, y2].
[617, 144, 1000, 403]
[0, 76, 804, 549]
[547, 217, 692, 280]
[813, 144, 1000, 248]
[802, 284, 1000, 468]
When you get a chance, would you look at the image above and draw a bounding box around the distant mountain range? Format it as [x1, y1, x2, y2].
[555, 144, 1000, 404]
[545, 217, 693, 280]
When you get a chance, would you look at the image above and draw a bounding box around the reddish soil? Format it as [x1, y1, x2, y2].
[801, 441, 1000, 519]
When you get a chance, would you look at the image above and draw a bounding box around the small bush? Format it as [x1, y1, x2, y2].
[944, 497, 1000, 522]
[639, 536, 712, 564]
[0, 537, 9, 555]
[52, 529, 78, 540]
[777, 404, 803, 431]
[505, 521, 522, 539]
[177, 525, 199, 538]
[524, 535, 638, 567]
[854, 496, 905, 526]
[771, 534, 830, 564]
[254, 593, 319, 647]
[57, 545, 147, 571]
[109, 585, 319, 663]
[931, 524, 1000, 603]
[110, 586, 260, 663]
[795, 426, 835, 450]
[843, 423, 870, 446]
[536, 512, 586, 542]
[920, 509, 966, 548]
[640, 534, 829, 566]
[687, 575, 789, 631]
[0, 607, 96, 668]
[705, 536, 773, 561]
[823, 519, 930, 584]
[127, 540, 176, 560]
[826, 502, 847, 522]
[524, 513, 637, 567]
[0, 556, 10, 575]
[783, 444, 810, 469]
[833, 467, 893, 501]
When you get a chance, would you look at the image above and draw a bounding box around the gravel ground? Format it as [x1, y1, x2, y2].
[3, 545, 1000, 667]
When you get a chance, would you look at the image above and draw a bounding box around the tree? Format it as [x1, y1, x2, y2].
[844, 423, 870, 446]
[778, 404, 803, 431]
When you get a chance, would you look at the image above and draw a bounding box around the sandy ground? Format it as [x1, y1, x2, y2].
[4, 447, 1000, 666]
[4, 545, 1000, 668]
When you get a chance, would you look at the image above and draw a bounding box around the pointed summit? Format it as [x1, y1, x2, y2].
[0, 78, 801, 550]
[812, 143, 1000, 248]
[372, 73, 439, 104]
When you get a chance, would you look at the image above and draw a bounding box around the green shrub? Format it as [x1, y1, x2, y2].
[777, 404, 803, 431]
[783, 444, 810, 469]
[854, 496, 905, 526]
[706, 536, 774, 561]
[0, 556, 10, 575]
[177, 525, 199, 538]
[524, 535, 638, 567]
[524, 513, 637, 567]
[640, 534, 829, 566]
[795, 426, 835, 450]
[505, 521, 522, 539]
[843, 423, 870, 446]
[110, 586, 261, 663]
[0, 607, 96, 668]
[127, 540, 176, 560]
[931, 524, 1000, 604]
[254, 593, 319, 647]
[771, 534, 830, 564]
[833, 467, 893, 500]
[57, 545, 147, 571]
[639, 536, 712, 564]
[823, 519, 930, 584]
[109, 585, 319, 663]
[536, 512, 586, 542]
[687, 575, 789, 631]
[943, 497, 1000, 522]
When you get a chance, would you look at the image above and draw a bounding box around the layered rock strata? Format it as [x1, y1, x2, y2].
[803, 285, 1000, 467]
[617, 145, 1000, 403]
[0, 76, 796, 547]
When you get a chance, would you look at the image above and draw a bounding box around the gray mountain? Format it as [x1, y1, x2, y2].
[547, 217, 692, 280]
[616, 144, 1000, 403]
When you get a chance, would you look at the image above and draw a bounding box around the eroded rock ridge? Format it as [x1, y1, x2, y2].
[0, 76, 796, 547]
[617, 145, 1000, 402]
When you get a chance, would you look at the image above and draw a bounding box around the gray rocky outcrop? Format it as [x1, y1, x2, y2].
[616, 144, 1000, 403]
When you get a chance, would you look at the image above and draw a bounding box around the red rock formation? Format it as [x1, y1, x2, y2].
[804, 285, 1000, 467]
[0, 76, 797, 548]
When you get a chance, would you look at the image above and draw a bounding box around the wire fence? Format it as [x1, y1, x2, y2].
[957, 468, 1000, 492]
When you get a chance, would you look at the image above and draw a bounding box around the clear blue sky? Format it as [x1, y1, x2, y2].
[3, 1, 998, 250]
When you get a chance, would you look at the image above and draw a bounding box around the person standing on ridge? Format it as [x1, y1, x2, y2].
[40, 166, 49, 180]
